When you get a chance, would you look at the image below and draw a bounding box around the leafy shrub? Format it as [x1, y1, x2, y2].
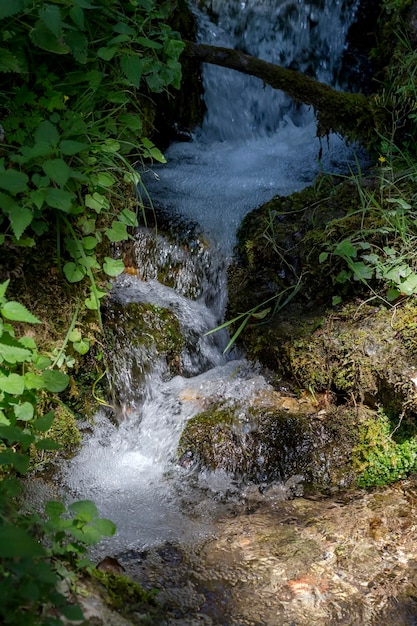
[0, 0, 184, 314]
[0, 279, 116, 623]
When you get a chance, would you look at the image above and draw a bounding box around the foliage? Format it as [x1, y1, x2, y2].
[353, 408, 417, 487]
[0, 0, 184, 318]
[319, 155, 417, 304]
[0, 279, 115, 623]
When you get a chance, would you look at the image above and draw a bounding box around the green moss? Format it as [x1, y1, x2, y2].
[353, 409, 417, 487]
[91, 569, 157, 613]
[48, 403, 81, 451]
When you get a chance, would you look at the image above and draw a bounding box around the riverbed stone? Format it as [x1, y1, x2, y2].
[178, 388, 365, 490]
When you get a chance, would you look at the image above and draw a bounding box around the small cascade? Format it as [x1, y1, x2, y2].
[59, 0, 364, 555]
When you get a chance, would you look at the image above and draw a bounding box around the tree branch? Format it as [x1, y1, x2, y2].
[184, 41, 381, 145]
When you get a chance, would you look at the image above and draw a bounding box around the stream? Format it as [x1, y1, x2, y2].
[52, 1, 417, 624]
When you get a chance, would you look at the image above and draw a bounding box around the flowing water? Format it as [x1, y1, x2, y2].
[54, 1, 392, 622]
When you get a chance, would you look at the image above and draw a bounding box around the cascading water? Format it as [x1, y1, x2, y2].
[59, 0, 362, 555]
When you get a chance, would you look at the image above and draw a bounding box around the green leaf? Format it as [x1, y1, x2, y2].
[251, 307, 271, 320]
[34, 120, 60, 146]
[42, 158, 72, 187]
[85, 192, 109, 213]
[8, 206, 33, 240]
[61, 605, 84, 621]
[350, 262, 373, 281]
[63, 261, 86, 283]
[105, 221, 128, 242]
[60, 140, 88, 155]
[386, 287, 401, 302]
[92, 172, 116, 188]
[334, 239, 357, 259]
[45, 499, 66, 519]
[69, 329, 82, 342]
[0, 337, 32, 363]
[386, 197, 412, 210]
[319, 252, 328, 263]
[24, 372, 46, 390]
[136, 36, 163, 49]
[35, 438, 62, 450]
[400, 273, 417, 296]
[97, 45, 119, 61]
[0, 450, 30, 474]
[0, 0, 25, 19]
[45, 187, 75, 212]
[33, 411, 55, 432]
[14, 402, 34, 422]
[1, 301, 41, 323]
[69, 5, 85, 30]
[119, 208, 138, 227]
[0, 526, 44, 557]
[120, 54, 143, 88]
[103, 257, 125, 277]
[69, 499, 98, 522]
[42, 369, 69, 392]
[85, 289, 106, 310]
[30, 19, 70, 54]
[39, 3, 62, 37]
[73, 338, 90, 354]
[0, 373, 25, 394]
[65, 30, 88, 63]
[82, 235, 98, 250]
[0, 169, 29, 194]
[119, 113, 142, 132]
[91, 517, 116, 537]
[0, 48, 22, 73]
[0, 279, 10, 297]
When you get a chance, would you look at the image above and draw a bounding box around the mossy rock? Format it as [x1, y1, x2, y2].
[178, 390, 366, 490]
[236, 300, 417, 417]
[103, 299, 184, 413]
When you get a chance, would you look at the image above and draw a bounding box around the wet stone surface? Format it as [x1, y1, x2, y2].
[115, 478, 417, 625]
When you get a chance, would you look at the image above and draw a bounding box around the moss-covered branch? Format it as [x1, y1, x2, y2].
[184, 41, 384, 146]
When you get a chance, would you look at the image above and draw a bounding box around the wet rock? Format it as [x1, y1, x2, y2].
[178, 389, 363, 491]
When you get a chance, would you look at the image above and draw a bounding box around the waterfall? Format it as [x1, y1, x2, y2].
[141, 0, 361, 253]
[59, 0, 362, 553]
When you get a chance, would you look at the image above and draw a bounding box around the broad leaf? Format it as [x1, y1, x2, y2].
[0, 450, 30, 474]
[120, 54, 143, 88]
[42, 158, 72, 187]
[14, 402, 34, 421]
[0, 526, 44, 557]
[0, 0, 25, 19]
[105, 221, 128, 242]
[45, 187, 75, 212]
[0, 49, 22, 73]
[41, 369, 69, 392]
[0, 337, 32, 364]
[73, 339, 90, 354]
[0, 373, 25, 395]
[35, 438, 62, 450]
[33, 411, 55, 432]
[103, 257, 125, 277]
[39, 3, 62, 37]
[0, 169, 29, 194]
[8, 206, 33, 239]
[30, 20, 70, 54]
[34, 120, 60, 146]
[63, 261, 86, 283]
[60, 140, 88, 155]
[1, 301, 41, 323]
[69, 499, 98, 523]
